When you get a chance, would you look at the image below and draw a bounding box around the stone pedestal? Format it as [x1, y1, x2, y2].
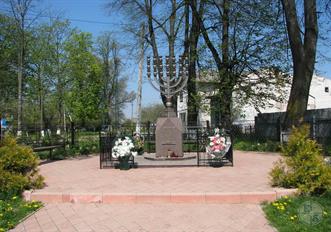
[155, 115, 183, 158]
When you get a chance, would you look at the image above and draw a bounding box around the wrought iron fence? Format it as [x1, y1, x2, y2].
[99, 125, 234, 169]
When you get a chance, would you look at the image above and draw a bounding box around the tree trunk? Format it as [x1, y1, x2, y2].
[146, 0, 167, 107]
[282, 0, 318, 129]
[17, 43, 23, 135]
[190, 0, 233, 130]
[169, 0, 177, 112]
[186, 0, 200, 126]
[219, 0, 232, 130]
[136, 24, 144, 133]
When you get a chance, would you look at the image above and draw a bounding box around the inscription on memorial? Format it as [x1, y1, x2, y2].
[156, 118, 183, 158]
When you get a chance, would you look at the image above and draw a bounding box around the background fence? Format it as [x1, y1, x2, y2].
[1, 117, 331, 158]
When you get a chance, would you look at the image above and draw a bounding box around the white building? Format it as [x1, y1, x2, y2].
[177, 74, 331, 127]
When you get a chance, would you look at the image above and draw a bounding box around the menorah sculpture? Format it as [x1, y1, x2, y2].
[147, 56, 189, 158]
[147, 56, 189, 117]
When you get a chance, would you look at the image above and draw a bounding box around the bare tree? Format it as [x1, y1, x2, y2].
[107, 0, 185, 110]
[96, 33, 135, 125]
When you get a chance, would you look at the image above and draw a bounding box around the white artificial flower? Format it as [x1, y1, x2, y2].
[112, 137, 135, 158]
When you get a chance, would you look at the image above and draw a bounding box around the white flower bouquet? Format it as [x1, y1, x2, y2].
[112, 137, 138, 159]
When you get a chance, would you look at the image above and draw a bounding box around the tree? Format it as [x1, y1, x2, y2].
[190, 0, 289, 129]
[0, 14, 17, 117]
[27, 23, 52, 133]
[96, 31, 117, 124]
[96, 34, 135, 125]
[141, 103, 165, 123]
[4, 0, 35, 134]
[184, 0, 203, 126]
[281, 0, 318, 129]
[48, 19, 72, 132]
[65, 31, 104, 126]
[107, 0, 186, 109]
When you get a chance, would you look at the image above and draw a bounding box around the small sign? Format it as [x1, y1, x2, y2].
[298, 200, 324, 225]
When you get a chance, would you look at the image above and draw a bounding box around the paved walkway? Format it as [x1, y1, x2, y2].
[34, 151, 280, 193]
[12, 151, 288, 231]
[12, 203, 275, 232]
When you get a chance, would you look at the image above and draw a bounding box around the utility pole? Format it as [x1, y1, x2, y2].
[136, 23, 145, 133]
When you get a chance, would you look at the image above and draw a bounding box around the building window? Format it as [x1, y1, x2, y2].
[325, 87, 329, 93]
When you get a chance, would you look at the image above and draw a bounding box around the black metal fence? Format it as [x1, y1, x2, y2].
[99, 125, 234, 169]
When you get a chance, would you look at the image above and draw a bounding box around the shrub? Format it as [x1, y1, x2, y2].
[0, 170, 28, 197]
[234, 138, 281, 152]
[78, 140, 99, 155]
[0, 136, 44, 197]
[270, 125, 331, 195]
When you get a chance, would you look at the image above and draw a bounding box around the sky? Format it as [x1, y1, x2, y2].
[1, 0, 331, 119]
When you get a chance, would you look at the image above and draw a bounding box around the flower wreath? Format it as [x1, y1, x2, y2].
[206, 128, 231, 158]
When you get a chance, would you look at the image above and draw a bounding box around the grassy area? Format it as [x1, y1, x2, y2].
[0, 196, 43, 231]
[233, 138, 281, 152]
[263, 193, 331, 232]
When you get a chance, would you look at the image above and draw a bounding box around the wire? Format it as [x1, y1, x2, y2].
[0, 7, 126, 26]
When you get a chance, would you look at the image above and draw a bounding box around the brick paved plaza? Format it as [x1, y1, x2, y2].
[13, 151, 295, 231]
[12, 203, 274, 232]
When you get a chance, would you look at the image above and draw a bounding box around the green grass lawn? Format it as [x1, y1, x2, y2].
[233, 138, 281, 152]
[263, 193, 331, 232]
[0, 196, 43, 231]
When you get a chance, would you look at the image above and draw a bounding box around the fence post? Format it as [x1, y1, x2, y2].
[99, 130, 102, 169]
[0, 122, 2, 142]
[277, 117, 281, 142]
[312, 115, 316, 140]
[147, 121, 151, 153]
[196, 127, 200, 167]
[71, 122, 75, 147]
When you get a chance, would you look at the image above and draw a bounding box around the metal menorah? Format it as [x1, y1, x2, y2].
[147, 56, 189, 111]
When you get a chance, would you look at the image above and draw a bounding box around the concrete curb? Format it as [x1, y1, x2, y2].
[23, 189, 297, 204]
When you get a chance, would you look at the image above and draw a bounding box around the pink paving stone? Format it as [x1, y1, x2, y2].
[33, 151, 283, 193]
[61, 193, 71, 202]
[240, 191, 277, 203]
[102, 193, 136, 203]
[135, 193, 171, 203]
[171, 193, 205, 203]
[30, 192, 63, 203]
[276, 188, 298, 198]
[11, 203, 276, 232]
[28, 150, 297, 204]
[22, 190, 31, 201]
[69, 193, 102, 203]
[205, 192, 241, 203]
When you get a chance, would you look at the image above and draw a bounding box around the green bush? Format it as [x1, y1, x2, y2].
[270, 125, 331, 195]
[78, 140, 99, 155]
[0, 137, 44, 197]
[0, 170, 28, 197]
[234, 138, 281, 152]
